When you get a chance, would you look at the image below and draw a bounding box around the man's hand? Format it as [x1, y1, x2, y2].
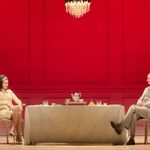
[137, 102, 145, 107]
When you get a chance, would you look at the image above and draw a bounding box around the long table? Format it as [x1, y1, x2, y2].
[24, 105, 127, 145]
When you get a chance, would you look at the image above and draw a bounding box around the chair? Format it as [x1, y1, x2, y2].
[0, 104, 26, 144]
[138, 119, 150, 144]
[142, 119, 150, 144]
[0, 119, 15, 144]
[0, 119, 25, 144]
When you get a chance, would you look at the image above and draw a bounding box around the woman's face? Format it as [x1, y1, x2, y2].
[147, 74, 150, 85]
[2, 79, 9, 90]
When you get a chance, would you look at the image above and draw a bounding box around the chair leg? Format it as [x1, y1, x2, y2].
[22, 119, 24, 137]
[6, 123, 9, 144]
[144, 122, 148, 144]
[6, 123, 16, 144]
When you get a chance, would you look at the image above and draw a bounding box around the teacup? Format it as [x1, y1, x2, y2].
[43, 100, 49, 105]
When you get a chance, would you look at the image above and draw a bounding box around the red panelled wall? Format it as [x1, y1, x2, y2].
[0, 0, 150, 108]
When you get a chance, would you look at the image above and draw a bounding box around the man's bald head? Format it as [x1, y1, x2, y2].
[147, 73, 150, 85]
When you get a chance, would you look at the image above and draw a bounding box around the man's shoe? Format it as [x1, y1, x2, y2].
[110, 121, 122, 134]
[127, 138, 135, 145]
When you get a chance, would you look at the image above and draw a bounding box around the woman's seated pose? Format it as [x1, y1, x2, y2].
[0, 74, 23, 144]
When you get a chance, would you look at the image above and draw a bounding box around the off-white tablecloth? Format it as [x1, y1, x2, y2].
[24, 105, 127, 145]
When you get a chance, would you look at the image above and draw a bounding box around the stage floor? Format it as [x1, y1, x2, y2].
[0, 136, 150, 150]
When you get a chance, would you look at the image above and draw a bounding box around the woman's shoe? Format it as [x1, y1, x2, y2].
[9, 131, 15, 143]
[9, 131, 14, 137]
[16, 136, 23, 144]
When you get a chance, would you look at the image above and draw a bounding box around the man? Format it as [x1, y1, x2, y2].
[111, 73, 150, 145]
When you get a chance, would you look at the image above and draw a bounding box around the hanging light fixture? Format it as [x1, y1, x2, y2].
[65, 0, 91, 18]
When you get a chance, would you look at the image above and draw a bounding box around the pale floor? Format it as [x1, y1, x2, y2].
[0, 136, 150, 150]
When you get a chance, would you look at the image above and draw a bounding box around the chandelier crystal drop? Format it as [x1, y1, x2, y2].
[65, 0, 91, 18]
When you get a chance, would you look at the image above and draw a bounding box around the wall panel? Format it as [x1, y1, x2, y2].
[0, 0, 150, 106]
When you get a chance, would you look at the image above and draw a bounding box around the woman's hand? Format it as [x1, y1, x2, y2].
[0, 104, 7, 109]
[0, 103, 14, 110]
[16, 102, 23, 112]
[18, 105, 23, 112]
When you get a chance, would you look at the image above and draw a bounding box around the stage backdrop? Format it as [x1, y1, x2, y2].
[0, 0, 150, 109]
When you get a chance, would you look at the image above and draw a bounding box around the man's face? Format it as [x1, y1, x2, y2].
[147, 74, 150, 85]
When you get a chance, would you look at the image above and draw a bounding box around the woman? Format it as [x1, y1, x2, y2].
[0, 74, 23, 143]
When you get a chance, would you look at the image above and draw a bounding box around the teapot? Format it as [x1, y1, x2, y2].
[71, 92, 82, 102]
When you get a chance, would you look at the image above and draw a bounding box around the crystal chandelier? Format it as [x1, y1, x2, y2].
[65, 0, 91, 18]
